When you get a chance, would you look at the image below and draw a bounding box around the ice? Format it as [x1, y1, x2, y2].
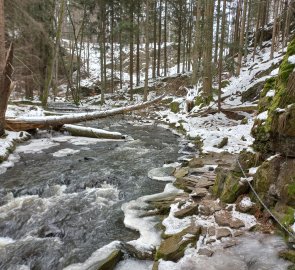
[0, 237, 15, 247]
[122, 183, 183, 252]
[15, 138, 59, 154]
[115, 259, 153, 270]
[52, 148, 80, 157]
[63, 241, 121, 270]
[148, 167, 176, 182]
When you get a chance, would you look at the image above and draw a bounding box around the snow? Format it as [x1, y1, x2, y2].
[122, 183, 183, 252]
[0, 153, 20, 175]
[248, 166, 259, 175]
[256, 111, 268, 121]
[239, 197, 255, 209]
[266, 90, 275, 97]
[288, 55, 295, 64]
[52, 148, 80, 157]
[63, 241, 121, 270]
[232, 206, 257, 230]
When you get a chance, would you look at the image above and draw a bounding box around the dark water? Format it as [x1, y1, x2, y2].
[0, 118, 181, 270]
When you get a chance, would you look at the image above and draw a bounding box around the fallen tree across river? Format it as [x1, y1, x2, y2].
[5, 94, 165, 132]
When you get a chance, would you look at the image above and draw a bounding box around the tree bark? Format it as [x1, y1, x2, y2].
[5, 94, 166, 131]
[144, 0, 150, 101]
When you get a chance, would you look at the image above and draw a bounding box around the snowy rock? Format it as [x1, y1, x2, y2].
[156, 225, 201, 262]
[236, 197, 255, 213]
[216, 228, 232, 240]
[148, 167, 176, 182]
[214, 210, 245, 229]
[174, 203, 199, 219]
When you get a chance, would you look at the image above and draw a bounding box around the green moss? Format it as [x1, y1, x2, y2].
[288, 182, 295, 196]
[282, 207, 295, 227]
[170, 101, 180, 113]
[221, 80, 230, 88]
[279, 250, 295, 264]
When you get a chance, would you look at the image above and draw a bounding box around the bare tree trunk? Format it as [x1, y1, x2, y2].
[152, 0, 157, 79]
[214, 0, 221, 64]
[42, 0, 65, 108]
[129, 1, 134, 101]
[144, 0, 150, 101]
[163, 0, 168, 77]
[203, 0, 214, 104]
[270, 0, 279, 60]
[157, 0, 162, 77]
[0, 0, 9, 137]
[237, 0, 248, 76]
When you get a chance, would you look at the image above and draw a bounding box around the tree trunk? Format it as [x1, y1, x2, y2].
[144, 0, 150, 101]
[270, 0, 279, 60]
[237, 0, 248, 76]
[129, 1, 134, 101]
[218, 0, 227, 112]
[6, 94, 166, 131]
[203, 0, 214, 104]
[157, 0, 162, 77]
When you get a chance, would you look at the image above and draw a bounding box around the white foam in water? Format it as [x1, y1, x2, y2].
[0, 237, 15, 247]
[52, 148, 80, 157]
[115, 259, 153, 270]
[63, 241, 121, 270]
[0, 153, 20, 175]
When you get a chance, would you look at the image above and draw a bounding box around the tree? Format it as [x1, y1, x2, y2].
[203, 0, 214, 104]
[0, 0, 13, 137]
[144, 0, 150, 101]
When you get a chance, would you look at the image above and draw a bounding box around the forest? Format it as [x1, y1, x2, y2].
[0, 0, 295, 269]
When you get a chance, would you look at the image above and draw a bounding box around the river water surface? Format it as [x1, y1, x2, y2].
[0, 117, 181, 269]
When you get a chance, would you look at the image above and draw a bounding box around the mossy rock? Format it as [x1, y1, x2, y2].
[155, 225, 201, 262]
[233, 149, 259, 173]
[279, 250, 295, 264]
[252, 36, 295, 157]
[170, 101, 181, 113]
[96, 250, 123, 270]
[220, 171, 248, 203]
[254, 156, 282, 206]
[212, 168, 248, 203]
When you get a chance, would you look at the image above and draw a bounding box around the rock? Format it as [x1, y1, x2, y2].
[148, 167, 176, 181]
[223, 239, 237, 248]
[216, 137, 228, 149]
[174, 203, 199, 219]
[214, 210, 245, 229]
[233, 230, 244, 237]
[216, 228, 232, 239]
[279, 249, 295, 264]
[96, 250, 123, 270]
[152, 261, 160, 270]
[122, 243, 154, 260]
[190, 188, 208, 198]
[198, 248, 214, 257]
[237, 197, 255, 213]
[156, 225, 201, 262]
[241, 80, 265, 103]
[174, 167, 189, 179]
[212, 168, 249, 204]
[188, 157, 204, 168]
[199, 200, 222, 216]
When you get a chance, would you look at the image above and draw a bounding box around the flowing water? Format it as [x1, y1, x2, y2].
[0, 117, 181, 270]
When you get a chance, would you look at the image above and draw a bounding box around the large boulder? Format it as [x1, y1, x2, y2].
[252, 37, 295, 157]
[155, 225, 201, 262]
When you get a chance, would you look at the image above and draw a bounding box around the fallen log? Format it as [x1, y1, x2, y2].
[189, 105, 258, 117]
[63, 124, 125, 140]
[5, 94, 165, 131]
